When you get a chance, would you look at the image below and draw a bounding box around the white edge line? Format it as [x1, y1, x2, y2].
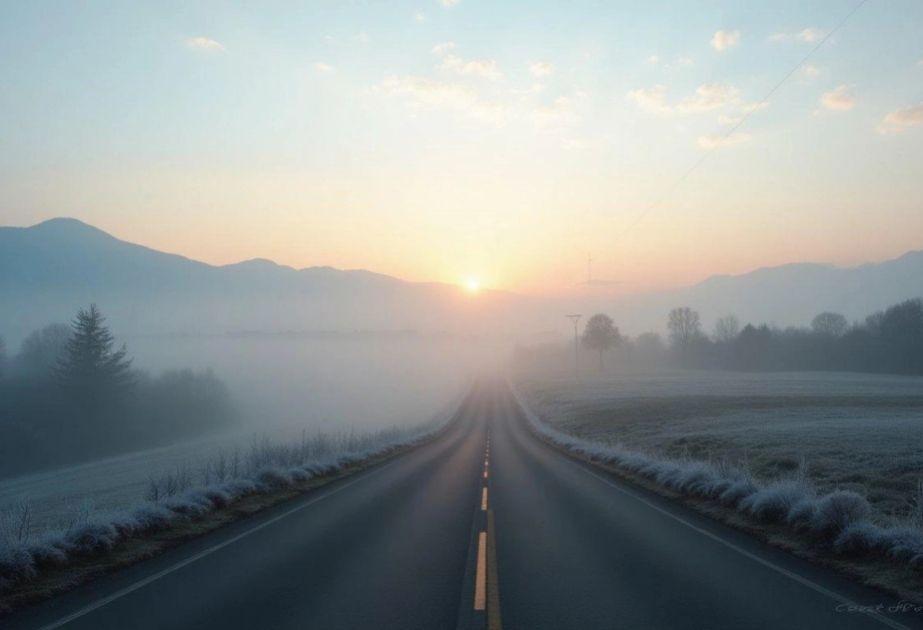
[572, 461, 911, 630]
[36, 455, 406, 630]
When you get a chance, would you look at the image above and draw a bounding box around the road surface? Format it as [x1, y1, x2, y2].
[5, 379, 922, 630]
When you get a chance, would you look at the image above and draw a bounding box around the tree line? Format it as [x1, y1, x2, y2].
[514, 297, 923, 376]
[0, 305, 234, 476]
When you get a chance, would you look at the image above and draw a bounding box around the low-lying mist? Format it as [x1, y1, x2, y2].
[128, 332, 504, 436]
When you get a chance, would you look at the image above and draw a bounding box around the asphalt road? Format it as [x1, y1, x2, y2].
[6, 379, 923, 630]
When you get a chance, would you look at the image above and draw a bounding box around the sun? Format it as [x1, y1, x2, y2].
[464, 278, 481, 293]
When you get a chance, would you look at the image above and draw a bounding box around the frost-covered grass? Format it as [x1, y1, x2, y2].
[0, 408, 455, 594]
[510, 376, 923, 573]
[517, 370, 923, 515]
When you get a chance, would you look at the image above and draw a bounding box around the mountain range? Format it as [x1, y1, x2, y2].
[1, 218, 922, 344]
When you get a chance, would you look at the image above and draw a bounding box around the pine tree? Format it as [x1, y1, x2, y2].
[57, 304, 134, 404]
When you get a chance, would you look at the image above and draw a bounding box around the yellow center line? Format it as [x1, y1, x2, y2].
[481, 487, 488, 510]
[483, 469, 488, 479]
[474, 531, 487, 610]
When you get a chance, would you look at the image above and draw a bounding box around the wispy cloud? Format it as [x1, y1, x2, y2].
[819, 85, 855, 111]
[414, 12, 427, 23]
[439, 0, 460, 7]
[432, 42, 455, 55]
[627, 83, 741, 115]
[529, 61, 554, 78]
[801, 64, 822, 80]
[313, 62, 336, 75]
[433, 44, 501, 80]
[376, 75, 505, 123]
[878, 103, 923, 135]
[187, 36, 226, 53]
[698, 132, 751, 149]
[530, 95, 582, 129]
[648, 55, 694, 70]
[710, 30, 740, 52]
[768, 27, 824, 43]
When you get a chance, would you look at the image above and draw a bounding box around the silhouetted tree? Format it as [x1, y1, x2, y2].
[713, 315, 740, 343]
[811, 312, 848, 337]
[668, 307, 701, 348]
[735, 324, 773, 370]
[879, 299, 923, 373]
[16, 323, 70, 378]
[56, 305, 134, 412]
[582, 314, 621, 371]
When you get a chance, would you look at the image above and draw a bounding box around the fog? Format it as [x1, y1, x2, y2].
[127, 332, 504, 434]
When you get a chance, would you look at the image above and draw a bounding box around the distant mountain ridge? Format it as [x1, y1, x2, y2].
[611, 250, 923, 334]
[1, 218, 922, 343]
[0, 218, 519, 344]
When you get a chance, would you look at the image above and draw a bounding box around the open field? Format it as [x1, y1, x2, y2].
[516, 370, 923, 519]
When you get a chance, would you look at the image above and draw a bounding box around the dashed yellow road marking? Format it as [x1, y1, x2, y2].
[481, 487, 488, 510]
[474, 532, 487, 610]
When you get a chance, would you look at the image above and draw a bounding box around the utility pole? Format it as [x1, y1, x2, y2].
[566, 314, 582, 381]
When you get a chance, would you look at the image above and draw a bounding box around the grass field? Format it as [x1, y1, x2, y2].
[516, 369, 923, 519]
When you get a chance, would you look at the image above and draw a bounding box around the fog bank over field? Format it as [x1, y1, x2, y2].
[127, 332, 502, 434]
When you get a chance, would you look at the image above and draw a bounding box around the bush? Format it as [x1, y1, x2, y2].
[0, 545, 35, 591]
[256, 467, 292, 489]
[740, 480, 813, 523]
[63, 522, 120, 555]
[810, 491, 871, 538]
[834, 522, 888, 556]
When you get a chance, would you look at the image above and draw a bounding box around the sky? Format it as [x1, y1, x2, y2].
[1, 0, 922, 296]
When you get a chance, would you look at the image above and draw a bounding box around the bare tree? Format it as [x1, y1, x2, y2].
[582, 313, 621, 371]
[811, 312, 848, 337]
[667, 307, 701, 349]
[713, 315, 740, 343]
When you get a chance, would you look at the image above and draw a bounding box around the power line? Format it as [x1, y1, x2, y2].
[611, 0, 869, 246]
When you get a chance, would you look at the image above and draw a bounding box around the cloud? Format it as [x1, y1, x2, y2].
[768, 27, 824, 43]
[376, 75, 505, 123]
[313, 62, 336, 75]
[529, 61, 554, 78]
[718, 113, 741, 126]
[878, 103, 923, 135]
[819, 85, 855, 111]
[801, 64, 822, 80]
[710, 30, 740, 51]
[433, 44, 501, 80]
[187, 36, 226, 53]
[440, 55, 502, 80]
[414, 12, 427, 23]
[432, 41, 456, 55]
[530, 95, 582, 129]
[627, 83, 741, 115]
[439, 0, 460, 7]
[649, 55, 694, 70]
[698, 132, 751, 149]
